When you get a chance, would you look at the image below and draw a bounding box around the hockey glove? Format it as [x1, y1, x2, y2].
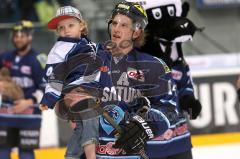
[113, 115, 154, 157]
[179, 95, 202, 119]
[113, 97, 155, 158]
[128, 96, 151, 114]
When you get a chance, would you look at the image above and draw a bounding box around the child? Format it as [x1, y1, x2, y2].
[39, 6, 99, 159]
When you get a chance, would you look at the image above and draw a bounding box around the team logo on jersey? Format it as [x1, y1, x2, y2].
[100, 105, 124, 135]
[100, 66, 109, 73]
[171, 69, 183, 80]
[20, 65, 31, 75]
[127, 68, 145, 82]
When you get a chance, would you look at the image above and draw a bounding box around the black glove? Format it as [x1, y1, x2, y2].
[113, 114, 154, 157]
[179, 95, 202, 119]
[128, 96, 151, 114]
[113, 97, 154, 158]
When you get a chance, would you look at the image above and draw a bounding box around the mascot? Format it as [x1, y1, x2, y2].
[126, 0, 203, 158]
[127, 0, 202, 119]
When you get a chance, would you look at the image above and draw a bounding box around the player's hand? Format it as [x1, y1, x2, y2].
[113, 114, 155, 155]
[179, 95, 202, 119]
[128, 96, 151, 114]
[39, 104, 49, 111]
[12, 99, 33, 113]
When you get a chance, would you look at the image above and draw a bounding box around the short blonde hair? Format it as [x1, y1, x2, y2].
[80, 20, 88, 35]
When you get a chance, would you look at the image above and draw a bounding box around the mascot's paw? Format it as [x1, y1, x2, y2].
[179, 95, 202, 119]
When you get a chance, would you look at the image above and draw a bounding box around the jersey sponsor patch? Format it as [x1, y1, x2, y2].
[37, 53, 47, 69]
[127, 68, 145, 82]
[153, 123, 188, 141]
[100, 105, 124, 135]
[21, 65, 32, 75]
[171, 69, 183, 80]
[12, 77, 34, 88]
[97, 142, 126, 156]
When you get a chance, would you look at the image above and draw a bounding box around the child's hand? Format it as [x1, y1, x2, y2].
[39, 104, 49, 111]
[69, 121, 76, 129]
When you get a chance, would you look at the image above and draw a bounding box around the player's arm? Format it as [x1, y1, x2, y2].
[173, 64, 202, 119]
[12, 53, 47, 113]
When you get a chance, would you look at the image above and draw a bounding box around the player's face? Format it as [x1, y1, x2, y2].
[57, 18, 83, 39]
[111, 14, 135, 47]
[12, 31, 32, 51]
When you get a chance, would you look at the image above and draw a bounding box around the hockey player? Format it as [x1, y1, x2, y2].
[0, 20, 46, 159]
[49, 2, 195, 158]
[93, 2, 181, 158]
[57, 2, 183, 158]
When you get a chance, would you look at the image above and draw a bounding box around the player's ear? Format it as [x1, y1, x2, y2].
[133, 29, 142, 39]
[28, 34, 33, 42]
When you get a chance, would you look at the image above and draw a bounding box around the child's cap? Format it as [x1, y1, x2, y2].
[48, 6, 82, 29]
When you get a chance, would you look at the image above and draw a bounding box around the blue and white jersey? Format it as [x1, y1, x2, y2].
[0, 48, 45, 128]
[172, 61, 195, 98]
[82, 46, 190, 158]
[136, 40, 194, 157]
[43, 40, 191, 158]
[40, 36, 96, 108]
[0, 48, 46, 102]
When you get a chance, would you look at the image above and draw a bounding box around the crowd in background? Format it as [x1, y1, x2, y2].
[0, 0, 73, 23]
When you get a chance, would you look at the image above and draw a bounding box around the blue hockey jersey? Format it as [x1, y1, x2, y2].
[42, 39, 192, 158]
[59, 43, 191, 158]
[89, 46, 191, 158]
[0, 48, 46, 127]
[40, 36, 96, 108]
[0, 48, 46, 102]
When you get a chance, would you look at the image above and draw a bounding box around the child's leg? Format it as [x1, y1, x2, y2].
[65, 121, 84, 159]
[81, 116, 99, 159]
[83, 144, 96, 159]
